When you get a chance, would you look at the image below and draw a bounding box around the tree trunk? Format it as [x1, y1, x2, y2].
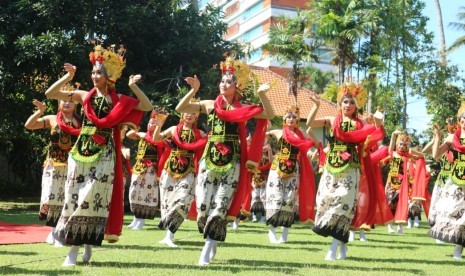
[434, 0, 447, 65]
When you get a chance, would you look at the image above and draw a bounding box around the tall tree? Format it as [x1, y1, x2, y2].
[434, 0, 447, 64]
[261, 10, 320, 105]
[307, 0, 377, 84]
[0, 0, 238, 195]
[448, 6, 465, 52]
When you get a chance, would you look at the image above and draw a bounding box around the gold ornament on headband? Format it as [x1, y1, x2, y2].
[219, 55, 251, 91]
[446, 117, 458, 134]
[283, 105, 300, 120]
[396, 133, 411, 144]
[89, 42, 126, 86]
[336, 81, 367, 109]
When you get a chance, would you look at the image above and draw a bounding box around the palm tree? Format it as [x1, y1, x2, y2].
[261, 10, 320, 105]
[434, 0, 447, 64]
[448, 6, 465, 52]
[307, 0, 377, 84]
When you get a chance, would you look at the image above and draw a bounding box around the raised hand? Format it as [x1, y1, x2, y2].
[32, 100, 46, 114]
[257, 83, 270, 94]
[63, 63, 76, 77]
[185, 75, 200, 92]
[129, 74, 142, 86]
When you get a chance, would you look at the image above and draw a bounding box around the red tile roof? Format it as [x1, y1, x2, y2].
[250, 66, 337, 119]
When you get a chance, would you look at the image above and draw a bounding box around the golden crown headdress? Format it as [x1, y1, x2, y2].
[89, 42, 126, 86]
[446, 117, 458, 134]
[396, 132, 411, 144]
[219, 55, 251, 91]
[283, 105, 300, 120]
[336, 80, 367, 109]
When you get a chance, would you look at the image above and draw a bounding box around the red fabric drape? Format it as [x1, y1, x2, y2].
[331, 114, 387, 228]
[392, 151, 427, 223]
[369, 146, 394, 225]
[171, 123, 207, 175]
[144, 130, 169, 178]
[283, 126, 316, 223]
[212, 95, 267, 219]
[56, 111, 81, 137]
[83, 88, 143, 242]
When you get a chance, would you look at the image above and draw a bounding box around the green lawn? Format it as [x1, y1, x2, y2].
[0, 200, 463, 275]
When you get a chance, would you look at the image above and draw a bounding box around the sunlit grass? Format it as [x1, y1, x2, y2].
[1, 201, 463, 275]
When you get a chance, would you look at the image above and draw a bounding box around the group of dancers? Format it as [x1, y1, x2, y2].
[25, 45, 464, 267]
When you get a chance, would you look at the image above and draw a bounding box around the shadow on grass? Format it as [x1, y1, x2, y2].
[1, 267, 76, 275]
[349, 256, 465, 266]
[85, 258, 425, 274]
[0, 250, 38, 256]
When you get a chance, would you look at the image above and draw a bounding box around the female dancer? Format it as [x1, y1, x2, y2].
[24, 99, 81, 246]
[175, 57, 275, 266]
[45, 45, 152, 266]
[126, 120, 166, 230]
[383, 130, 426, 234]
[430, 106, 465, 259]
[152, 109, 207, 247]
[265, 105, 320, 243]
[251, 141, 273, 223]
[308, 83, 384, 260]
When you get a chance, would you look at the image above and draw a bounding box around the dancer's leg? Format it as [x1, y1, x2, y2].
[325, 238, 338, 261]
[62, 245, 79, 267]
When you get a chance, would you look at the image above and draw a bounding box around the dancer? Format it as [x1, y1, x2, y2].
[429, 106, 465, 259]
[126, 119, 166, 231]
[24, 99, 81, 247]
[383, 131, 427, 234]
[251, 140, 273, 223]
[265, 105, 320, 243]
[152, 109, 207, 247]
[175, 56, 275, 266]
[45, 44, 152, 266]
[425, 118, 455, 244]
[308, 82, 384, 260]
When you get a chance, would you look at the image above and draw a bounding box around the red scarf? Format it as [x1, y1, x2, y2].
[330, 114, 389, 228]
[453, 128, 465, 153]
[283, 126, 316, 223]
[144, 131, 169, 178]
[56, 111, 81, 137]
[172, 123, 207, 175]
[83, 88, 143, 241]
[391, 150, 427, 223]
[212, 95, 268, 219]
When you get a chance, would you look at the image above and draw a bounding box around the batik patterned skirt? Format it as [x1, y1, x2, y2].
[158, 170, 195, 233]
[54, 142, 115, 246]
[428, 179, 465, 246]
[195, 159, 240, 242]
[129, 166, 159, 219]
[251, 183, 266, 214]
[313, 167, 360, 243]
[265, 166, 300, 228]
[39, 159, 66, 227]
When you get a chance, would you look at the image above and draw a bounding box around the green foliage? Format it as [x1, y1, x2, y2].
[0, 1, 239, 195]
[301, 67, 335, 94]
[321, 81, 338, 104]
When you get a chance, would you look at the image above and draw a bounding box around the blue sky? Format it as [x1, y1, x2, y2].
[407, 0, 465, 134]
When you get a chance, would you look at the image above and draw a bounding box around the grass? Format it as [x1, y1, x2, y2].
[0, 199, 464, 275]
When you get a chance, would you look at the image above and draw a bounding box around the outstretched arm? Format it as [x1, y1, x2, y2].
[176, 75, 212, 114]
[254, 83, 275, 119]
[388, 130, 401, 153]
[45, 63, 87, 103]
[306, 92, 320, 127]
[128, 75, 153, 111]
[24, 100, 54, 130]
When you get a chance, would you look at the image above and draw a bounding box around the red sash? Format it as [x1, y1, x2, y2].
[212, 95, 268, 219]
[83, 88, 143, 242]
[283, 126, 316, 223]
